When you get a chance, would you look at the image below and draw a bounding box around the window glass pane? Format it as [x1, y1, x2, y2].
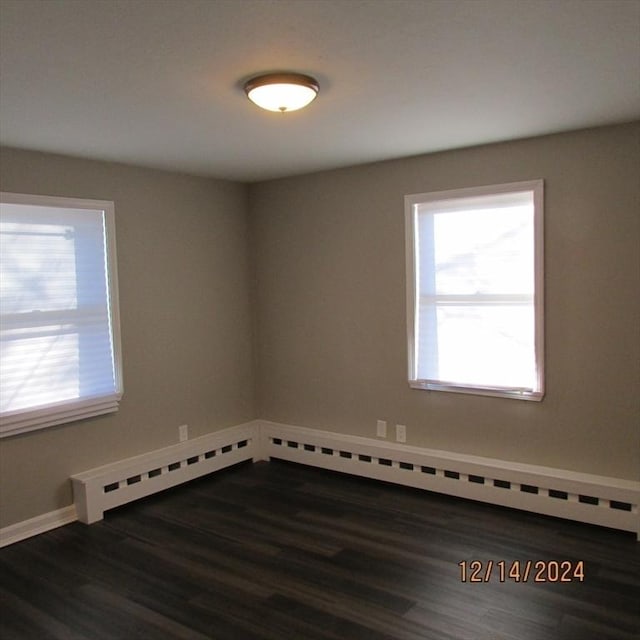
[417, 302, 536, 388]
[418, 202, 534, 296]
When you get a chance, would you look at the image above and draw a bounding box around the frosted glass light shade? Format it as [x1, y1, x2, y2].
[244, 73, 319, 112]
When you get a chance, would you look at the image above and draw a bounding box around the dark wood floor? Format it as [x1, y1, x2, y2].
[1, 459, 639, 640]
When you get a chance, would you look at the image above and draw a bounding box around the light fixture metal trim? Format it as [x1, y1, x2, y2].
[244, 72, 319, 113]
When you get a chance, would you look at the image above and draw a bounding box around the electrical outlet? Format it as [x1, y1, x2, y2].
[396, 424, 406, 443]
[376, 420, 387, 438]
[178, 424, 189, 442]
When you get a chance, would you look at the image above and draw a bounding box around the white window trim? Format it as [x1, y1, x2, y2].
[405, 180, 544, 401]
[0, 192, 123, 437]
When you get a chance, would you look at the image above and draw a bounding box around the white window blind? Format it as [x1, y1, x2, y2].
[405, 180, 544, 401]
[0, 192, 123, 437]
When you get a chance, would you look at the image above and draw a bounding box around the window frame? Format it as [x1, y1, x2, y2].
[0, 191, 123, 437]
[405, 179, 544, 401]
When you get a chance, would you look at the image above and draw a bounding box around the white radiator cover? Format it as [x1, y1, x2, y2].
[71, 422, 258, 524]
[258, 421, 639, 540]
[9, 418, 634, 544]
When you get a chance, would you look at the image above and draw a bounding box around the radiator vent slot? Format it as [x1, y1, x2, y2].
[611, 500, 632, 511]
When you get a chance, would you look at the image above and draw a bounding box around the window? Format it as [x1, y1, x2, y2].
[0, 192, 123, 437]
[405, 180, 544, 401]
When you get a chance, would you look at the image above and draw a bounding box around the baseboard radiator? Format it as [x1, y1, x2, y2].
[259, 421, 640, 539]
[67, 420, 638, 538]
[71, 423, 258, 524]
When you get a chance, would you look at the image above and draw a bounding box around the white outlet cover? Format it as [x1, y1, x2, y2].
[376, 420, 387, 437]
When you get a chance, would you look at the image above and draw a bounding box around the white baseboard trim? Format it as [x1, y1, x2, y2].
[3, 418, 638, 546]
[0, 505, 78, 548]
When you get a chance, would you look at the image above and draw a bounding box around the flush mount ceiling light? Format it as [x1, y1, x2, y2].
[244, 73, 319, 113]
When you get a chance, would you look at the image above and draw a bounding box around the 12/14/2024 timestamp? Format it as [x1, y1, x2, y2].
[458, 560, 585, 583]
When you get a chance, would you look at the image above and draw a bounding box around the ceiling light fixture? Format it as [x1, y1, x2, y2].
[244, 73, 319, 113]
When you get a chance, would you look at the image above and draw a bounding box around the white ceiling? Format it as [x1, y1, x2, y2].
[1, 0, 639, 182]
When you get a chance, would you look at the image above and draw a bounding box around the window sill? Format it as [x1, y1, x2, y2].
[409, 380, 544, 402]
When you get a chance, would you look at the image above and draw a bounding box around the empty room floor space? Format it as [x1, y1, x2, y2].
[1, 460, 639, 640]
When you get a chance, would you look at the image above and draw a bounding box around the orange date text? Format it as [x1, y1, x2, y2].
[458, 560, 585, 583]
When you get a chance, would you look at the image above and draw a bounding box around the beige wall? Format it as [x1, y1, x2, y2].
[1, 123, 638, 529]
[250, 123, 640, 480]
[0, 148, 255, 527]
